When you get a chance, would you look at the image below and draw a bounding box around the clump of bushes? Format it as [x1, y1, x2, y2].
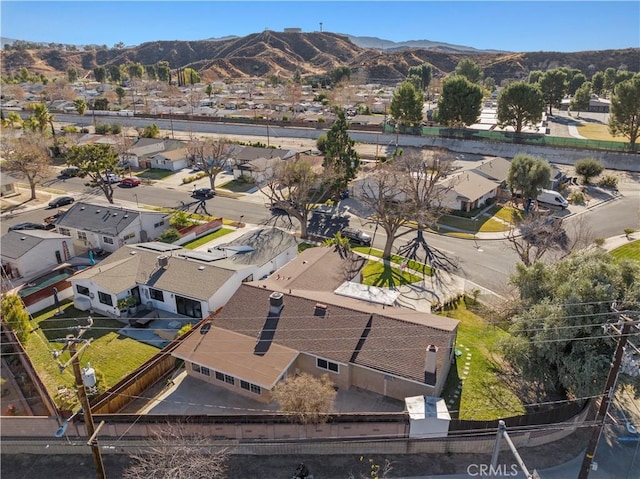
[568, 190, 585, 205]
[598, 175, 618, 189]
[182, 172, 207, 184]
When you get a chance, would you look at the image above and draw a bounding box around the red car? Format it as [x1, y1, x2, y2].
[120, 177, 141, 187]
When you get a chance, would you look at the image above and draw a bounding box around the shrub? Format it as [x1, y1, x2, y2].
[624, 228, 635, 238]
[110, 122, 122, 134]
[598, 175, 618, 189]
[316, 134, 327, 152]
[170, 211, 196, 228]
[94, 123, 111, 134]
[568, 191, 585, 204]
[61, 125, 77, 133]
[157, 227, 180, 244]
[594, 238, 605, 247]
[574, 158, 604, 184]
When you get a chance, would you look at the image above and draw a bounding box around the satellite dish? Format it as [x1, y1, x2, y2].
[200, 323, 212, 335]
[54, 421, 68, 438]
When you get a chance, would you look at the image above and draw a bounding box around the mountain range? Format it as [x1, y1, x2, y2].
[1, 31, 638, 84]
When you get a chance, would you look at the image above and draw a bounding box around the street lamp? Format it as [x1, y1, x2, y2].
[134, 193, 139, 208]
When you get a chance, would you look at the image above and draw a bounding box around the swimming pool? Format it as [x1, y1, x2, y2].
[18, 267, 76, 297]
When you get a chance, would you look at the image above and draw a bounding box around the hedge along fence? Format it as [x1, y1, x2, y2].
[174, 218, 224, 246]
[383, 123, 636, 152]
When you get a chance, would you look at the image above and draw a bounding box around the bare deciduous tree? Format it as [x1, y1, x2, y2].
[271, 373, 337, 424]
[259, 157, 331, 239]
[395, 149, 458, 276]
[356, 162, 414, 260]
[124, 424, 229, 479]
[506, 213, 570, 266]
[186, 137, 233, 192]
[1, 131, 53, 200]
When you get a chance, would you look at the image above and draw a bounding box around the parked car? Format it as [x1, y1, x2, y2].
[102, 173, 122, 184]
[536, 189, 568, 209]
[8, 222, 48, 231]
[120, 177, 141, 187]
[341, 227, 372, 246]
[59, 167, 80, 178]
[270, 200, 297, 214]
[48, 196, 75, 208]
[192, 187, 215, 199]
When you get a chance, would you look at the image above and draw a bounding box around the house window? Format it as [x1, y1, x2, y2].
[123, 232, 135, 241]
[58, 227, 71, 236]
[149, 288, 164, 302]
[215, 371, 235, 385]
[317, 358, 339, 373]
[192, 363, 210, 376]
[103, 236, 114, 244]
[154, 220, 165, 228]
[77, 231, 87, 241]
[76, 285, 90, 296]
[97, 291, 113, 306]
[240, 380, 261, 395]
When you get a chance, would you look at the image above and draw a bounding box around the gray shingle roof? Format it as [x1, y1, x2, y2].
[72, 244, 238, 300]
[55, 202, 164, 235]
[213, 227, 298, 267]
[211, 283, 456, 383]
[1, 230, 70, 259]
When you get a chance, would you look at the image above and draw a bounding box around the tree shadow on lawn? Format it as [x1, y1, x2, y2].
[36, 302, 121, 342]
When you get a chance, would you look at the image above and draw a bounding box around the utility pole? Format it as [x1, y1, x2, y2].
[53, 318, 106, 479]
[578, 309, 637, 479]
[490, 420, 538, 479]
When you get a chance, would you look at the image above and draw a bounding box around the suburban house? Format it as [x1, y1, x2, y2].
[0, 172, 18, 197]
[53, 201, 171, 254]
[172, 247, 459, 403]
[0, 230, 76, 282]
[440, 157, 511, 212]
[148, 148, 190, 171]
[69, 227, 298, 319]
[232, 146, 298, 182]
[121, 138, 167, 168]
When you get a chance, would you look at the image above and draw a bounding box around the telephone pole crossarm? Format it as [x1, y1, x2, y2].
[578, 310, 637, 479]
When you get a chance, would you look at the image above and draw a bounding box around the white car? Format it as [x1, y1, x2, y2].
[102, 173, 122, 184]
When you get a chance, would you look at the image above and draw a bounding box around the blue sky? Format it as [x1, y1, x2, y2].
[1, 1, 638, 52]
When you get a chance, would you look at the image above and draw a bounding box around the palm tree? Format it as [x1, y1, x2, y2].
[30, 102, 56, 138]
[322, 232, 351, 258]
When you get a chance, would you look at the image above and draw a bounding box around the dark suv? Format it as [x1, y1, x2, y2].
[192, 187, 215, 199]
[341, 227, 372, 246]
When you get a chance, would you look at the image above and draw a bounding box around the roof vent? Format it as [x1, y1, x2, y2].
[123, 215, 128, 218]
[80, 206, 85, 210]
[130, 251, 137, 255]
[268, 291, 284, 315]
[198, 265, 205, 270]
[314, 303, 328, 317]
[112, 213, 117, 217]
[157, 255, 169, 268]
[96, 210, 101, 214]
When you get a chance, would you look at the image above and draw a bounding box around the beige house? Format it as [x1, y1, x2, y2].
[172, 247, 459, 403]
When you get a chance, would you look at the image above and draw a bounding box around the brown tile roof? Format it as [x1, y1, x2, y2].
[172, 326, 298, 389]
[211, 281, 457, 383]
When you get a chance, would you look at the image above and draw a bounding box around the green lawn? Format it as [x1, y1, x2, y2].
[439, 214, 509, 233]
[217, 179, 257, 193]
[136, 168, 175, 180]
[353, 247, 433, 276]
[25, 302, 158, 409]
[610, 239, 640, 263]
[440, 300, 525, 420]
[360, 261, 423, 287]
[181, 227, 234, 249]
[490, 205, 522, 224]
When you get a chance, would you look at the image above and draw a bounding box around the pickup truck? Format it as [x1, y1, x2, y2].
[341, 227, 372, 246]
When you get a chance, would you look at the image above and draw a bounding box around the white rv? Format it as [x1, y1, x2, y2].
[537, 189, 568, 209]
